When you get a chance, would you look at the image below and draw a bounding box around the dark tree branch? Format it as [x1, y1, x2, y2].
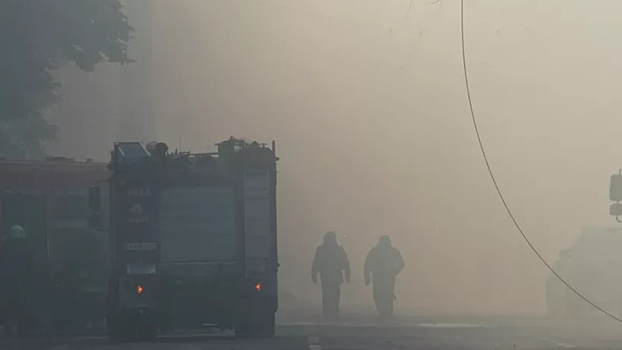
[0, 0, 133, 158]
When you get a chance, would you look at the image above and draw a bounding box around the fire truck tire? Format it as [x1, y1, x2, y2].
[234, 312, 275, 338]
[109, 323, 133, 342]
[135, 323, 158, 342]
[108, 315, 134, 343]
[109, 321, 158, 342]
[263, 312, 276, 337]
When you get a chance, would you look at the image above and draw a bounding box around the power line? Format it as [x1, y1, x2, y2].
[459, 0, 622, 324]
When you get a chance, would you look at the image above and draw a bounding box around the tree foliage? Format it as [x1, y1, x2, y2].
[0, 0, 133, 158]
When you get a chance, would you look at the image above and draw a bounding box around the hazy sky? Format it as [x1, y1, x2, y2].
[48, 0, 622, 315]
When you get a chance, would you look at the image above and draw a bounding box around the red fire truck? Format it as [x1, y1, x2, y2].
[0, 158, 110, 332]
[89, 138, 279, 340]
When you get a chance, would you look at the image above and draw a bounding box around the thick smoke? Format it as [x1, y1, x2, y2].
[47, 0, 622, 315]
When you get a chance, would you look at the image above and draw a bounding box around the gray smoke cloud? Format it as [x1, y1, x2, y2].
[46, 0, 622, 316]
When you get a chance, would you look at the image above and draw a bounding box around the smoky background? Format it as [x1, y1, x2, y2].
[44, 0, 622, 316]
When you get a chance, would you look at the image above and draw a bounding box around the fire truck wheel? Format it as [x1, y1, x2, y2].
[135, 323, 158, 342]
[108, 318, 133, 342]
[234, 311, 275, 338]
[262, 312, 276, 337]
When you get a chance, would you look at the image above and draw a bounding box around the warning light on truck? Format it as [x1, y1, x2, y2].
[137, 285, 144, 294]
[254, 283, 262, 292]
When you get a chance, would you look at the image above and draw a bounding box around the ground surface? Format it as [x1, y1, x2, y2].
[3, 316, 622, 350]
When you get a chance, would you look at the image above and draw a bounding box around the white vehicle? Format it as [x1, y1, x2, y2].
[546, 227, 622, 319]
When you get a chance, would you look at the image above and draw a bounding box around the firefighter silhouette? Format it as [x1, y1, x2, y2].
[311, 232, 350, 321]
[364, 235, 404, 320]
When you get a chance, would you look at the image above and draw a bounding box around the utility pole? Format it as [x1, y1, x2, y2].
[609, 171, 622, 221]
[115, 0, 157, 143]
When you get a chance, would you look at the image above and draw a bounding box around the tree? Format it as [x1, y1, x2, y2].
[0, 0, 133, 158]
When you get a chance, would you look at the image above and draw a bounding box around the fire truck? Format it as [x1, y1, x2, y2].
[0, 158, 110, 332]
[89, 138, 278, 340]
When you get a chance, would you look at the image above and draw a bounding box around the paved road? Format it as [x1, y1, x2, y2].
[0, 335, 310, 350]
[3, 321, 622, 350]
[287, 321, 622, 350]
